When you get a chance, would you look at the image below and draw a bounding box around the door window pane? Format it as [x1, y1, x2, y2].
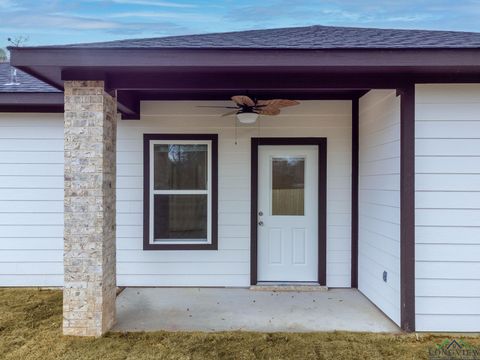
[154, 194, 207, 241]
[272, 157, 305, 216]
[154, 144, 207, 190]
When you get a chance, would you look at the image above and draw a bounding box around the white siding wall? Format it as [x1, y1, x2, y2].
[117, 101, 352, 287]
[0, 113, 64, 286]
[415, 84, 480, 332]
[0, 101, 352, 287]
[358, 90, 401, 325]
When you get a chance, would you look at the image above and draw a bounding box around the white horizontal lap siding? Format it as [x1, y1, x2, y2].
[415, 84, 480, 332]
[0, 101, 351, 288]
[358, 90, 401, 326]
[117, 100, 352, 287]
[0, 113, 64, 287]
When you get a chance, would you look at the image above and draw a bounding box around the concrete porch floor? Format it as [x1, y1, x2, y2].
[113, 288, 400, 333]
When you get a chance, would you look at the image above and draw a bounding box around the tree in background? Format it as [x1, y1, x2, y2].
[0, 48, 7, 62]
[7, 35, 29, 47]
[8, 35, 29, 47]
[1, 36, 29, 63]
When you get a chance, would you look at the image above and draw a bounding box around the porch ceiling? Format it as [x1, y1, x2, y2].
[9, 47, 480, 120]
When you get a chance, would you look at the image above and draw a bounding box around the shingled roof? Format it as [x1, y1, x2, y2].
[0, 63, 59, 93]
[5, 25, 480, 95]
[57, 25, 480, 49]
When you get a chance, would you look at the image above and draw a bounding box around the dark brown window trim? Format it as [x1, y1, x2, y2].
[143, 133, 218, 251]
[250, 137, 327, 286]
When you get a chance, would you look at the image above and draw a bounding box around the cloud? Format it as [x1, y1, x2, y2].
[108, 10, 215, 21]
[108, 21, 186, 36]
[0, 0, 24, 10]
[0, 13, 119, 30]
[108, 0, 196, 8]
[221, 0, 480, 32]
[0, 11, 187, 35]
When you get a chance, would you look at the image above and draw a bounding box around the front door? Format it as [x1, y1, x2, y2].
[257, 145, 319, 282]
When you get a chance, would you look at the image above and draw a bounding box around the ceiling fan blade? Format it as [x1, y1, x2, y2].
[258, 107, 281, 116]
[221, 110, 238, 117]
[257, 99, 300, 108]
[231, 95, 255, 107]
[196, 106, 239, 109]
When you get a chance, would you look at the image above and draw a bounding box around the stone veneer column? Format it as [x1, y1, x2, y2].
[63, 81, 117, 336]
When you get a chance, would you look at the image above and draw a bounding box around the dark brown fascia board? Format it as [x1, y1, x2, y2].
[9, 47, 480, 68]
[11, 46, 480, 50]
[0, 92, 63, 105]
[0, 104, 64, 113]
[0, 92, 63, 113]
[0, 90, 139, 119]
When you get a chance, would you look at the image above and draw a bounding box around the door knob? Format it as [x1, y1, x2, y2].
[258, 221, 264, 226]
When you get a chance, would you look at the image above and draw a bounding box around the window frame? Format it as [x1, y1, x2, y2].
[143, 134, 218, 250]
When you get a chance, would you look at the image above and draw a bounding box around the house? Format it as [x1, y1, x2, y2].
[1, 25, 480, 336]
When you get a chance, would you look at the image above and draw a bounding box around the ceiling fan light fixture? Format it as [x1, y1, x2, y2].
[236, 112, 259, 124]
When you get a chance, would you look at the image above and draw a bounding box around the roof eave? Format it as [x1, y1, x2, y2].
[10, 46, 480, 69]
[7, 46, 480, 118]
[0, 88, 138, 119]
[0, 91, 63, 105]
[0, 92, 64, 113]
[8, 45, 480, 50]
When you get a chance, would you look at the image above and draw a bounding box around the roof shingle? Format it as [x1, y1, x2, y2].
[57, 25, 480, 49]
[0, 63, 59, 93]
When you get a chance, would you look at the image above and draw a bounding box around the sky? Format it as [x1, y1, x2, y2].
[1, 0, 480, 49]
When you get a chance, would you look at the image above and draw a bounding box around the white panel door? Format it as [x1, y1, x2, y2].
[257, 145, 318, 282]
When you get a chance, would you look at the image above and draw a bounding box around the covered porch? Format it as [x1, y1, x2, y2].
[9, 42, 439, 337]
[114, 288, 400, 333]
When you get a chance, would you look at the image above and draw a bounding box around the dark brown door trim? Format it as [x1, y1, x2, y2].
[250, 137, 327, 285]
[399, 85, 416, 332]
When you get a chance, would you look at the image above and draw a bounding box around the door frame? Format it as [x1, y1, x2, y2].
[250, 137, 327, 285]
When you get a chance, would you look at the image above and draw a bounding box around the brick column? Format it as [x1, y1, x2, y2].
[63, 81, 117, 336]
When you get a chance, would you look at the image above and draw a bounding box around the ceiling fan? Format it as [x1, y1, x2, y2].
[200, 95, 300, 123]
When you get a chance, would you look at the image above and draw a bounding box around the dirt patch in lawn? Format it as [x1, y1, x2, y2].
[0, 288, 479, 359]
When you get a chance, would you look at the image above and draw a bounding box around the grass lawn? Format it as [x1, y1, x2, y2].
[1, 289, 479, 359]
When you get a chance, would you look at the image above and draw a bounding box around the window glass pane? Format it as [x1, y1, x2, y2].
[154, 144, 207, 190]
[154, 194, 207, 241]
[272, 157, 305, 216]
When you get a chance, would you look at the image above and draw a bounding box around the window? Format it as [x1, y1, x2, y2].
[271, 156, 305, 216]
[143, 134, 218, 250]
